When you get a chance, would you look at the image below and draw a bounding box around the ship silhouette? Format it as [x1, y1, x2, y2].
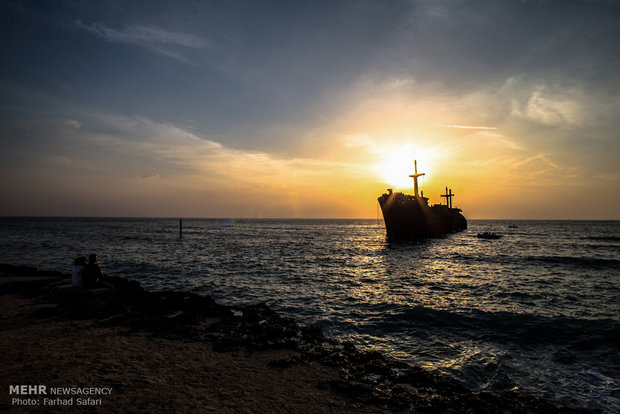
[378, 160, 467, 239]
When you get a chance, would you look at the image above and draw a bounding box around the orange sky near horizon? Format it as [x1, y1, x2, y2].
[1, 92, 617, 220]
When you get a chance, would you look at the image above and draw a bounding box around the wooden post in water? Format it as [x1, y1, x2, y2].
[179, 218, 183, 239]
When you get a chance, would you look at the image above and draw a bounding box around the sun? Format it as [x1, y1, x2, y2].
[375, 146, 434, 190]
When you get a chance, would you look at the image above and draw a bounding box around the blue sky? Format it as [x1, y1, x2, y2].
[1, 0, 619, 218]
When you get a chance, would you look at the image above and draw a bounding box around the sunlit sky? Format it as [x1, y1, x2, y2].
[1, 0, 619, 219]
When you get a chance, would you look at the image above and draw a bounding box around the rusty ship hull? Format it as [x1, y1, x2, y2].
[378, 192, 467, 239]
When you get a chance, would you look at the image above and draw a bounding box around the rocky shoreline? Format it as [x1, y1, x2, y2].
[0, 264, 591, 413]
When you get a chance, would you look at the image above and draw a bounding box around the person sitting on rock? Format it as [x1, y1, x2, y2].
[83, 253, 112, 289]
[71, 256, 87, 287]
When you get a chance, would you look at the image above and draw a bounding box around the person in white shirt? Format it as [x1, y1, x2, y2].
[71, 256, 87, 287]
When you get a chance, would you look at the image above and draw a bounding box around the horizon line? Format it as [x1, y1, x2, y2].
[0, 215, 618, 221]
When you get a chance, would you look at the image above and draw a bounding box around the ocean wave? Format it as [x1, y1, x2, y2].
[526, 255, 620, 269]
[450, 251, 620, 270]
[376, 305, 620, 347]
[583, 236, 620, 242]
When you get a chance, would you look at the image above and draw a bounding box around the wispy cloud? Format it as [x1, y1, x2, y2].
[499, 78, 585, 127]
[46, 112, 364, 190]
[138, 173, 160, 180]
[514, 89, 582, 127]
[77, 21, 209, 63]
[438, 124, 497, 130]
[65, 119, 81, 129]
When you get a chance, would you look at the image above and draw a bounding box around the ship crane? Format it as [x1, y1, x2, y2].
[408, 160, 425, 198]
[441, 187, 455, 208]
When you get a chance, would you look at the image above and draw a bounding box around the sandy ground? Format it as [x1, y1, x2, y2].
[0, 276, 386, 413]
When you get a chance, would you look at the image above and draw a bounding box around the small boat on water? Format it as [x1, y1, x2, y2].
[477, 232, 503, 239]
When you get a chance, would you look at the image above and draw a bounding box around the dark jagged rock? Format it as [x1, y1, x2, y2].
[207, 302, 305, 351]
[104, 275, 144, 297]
[36, 270, 64, 278]
[0, 263, 64, 279]
[0, 263, 39, 276]
[267, 356, 303, 368]
[300, 324, 327, 345]
[0, 264, 67, 295]
[293, 335, 590, 413]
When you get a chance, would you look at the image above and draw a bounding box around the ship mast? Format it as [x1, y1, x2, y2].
[441, 187, 455, 208]
[408, 160, 425, 198]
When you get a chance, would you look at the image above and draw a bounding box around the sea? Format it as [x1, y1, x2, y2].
[0, 217, 618, 412]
